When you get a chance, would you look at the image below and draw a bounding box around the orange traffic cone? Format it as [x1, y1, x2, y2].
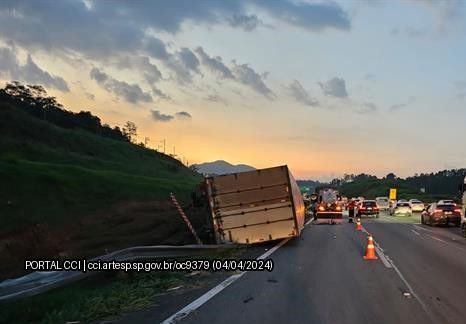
[356, 218, 362, 231]
[363, 235, 378, 260]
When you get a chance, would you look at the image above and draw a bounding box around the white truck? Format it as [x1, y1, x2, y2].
[205, 165, 305, 244]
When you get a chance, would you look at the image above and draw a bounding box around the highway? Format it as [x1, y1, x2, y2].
[146, 213, 466, 324]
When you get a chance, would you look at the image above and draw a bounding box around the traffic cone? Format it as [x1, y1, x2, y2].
[363, 235, 378, 260]
[356, 218, 362, 231]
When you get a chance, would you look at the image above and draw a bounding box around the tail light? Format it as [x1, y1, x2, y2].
[434, 209, 443, 213]
[454, 208, 461, 213]
[359, 207, 366, 210]
[318, 206, 325, 211]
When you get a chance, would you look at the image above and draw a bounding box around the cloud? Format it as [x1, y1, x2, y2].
[390, 103, 407, 111]
[90, 67, 152, 104]
[85, 92, 95, 101]
[204, 94, 228, 105]
[177, 48, 201, 73]
[150, 109, 174, 122]
[144, 37, 170, 60]
[255, 1, 350, 31]
[175, 111, 192, 119]
[286, 80, 319, 107]
[0, 1, 350, 58]
[117, 56, 163, 84]
[357, 102, 378, 113]
[116, 55, 169, 99]
[227, 14, 263, 31]
[232, 61, 275, 99]
[0, 46, 69, 91]
[319, 77, 348, 98]
[194, 47, 234, 79]
[164, 48, 202, 84]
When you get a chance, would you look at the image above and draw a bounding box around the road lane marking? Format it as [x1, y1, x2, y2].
[412, 225, 433, 233]
[411, 229, 420, 236]
[161, 238, 291, 323]
[361, 225, 430, 315]
[305, 218, 314, 227]
[428, 235, 447, 243]
[361, 227, 392, 268]
[379, 215, 421, 225]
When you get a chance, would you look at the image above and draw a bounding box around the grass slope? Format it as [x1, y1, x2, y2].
[0, 102, 201, 234]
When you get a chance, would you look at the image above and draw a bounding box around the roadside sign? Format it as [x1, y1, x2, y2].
[389, 188, 397, 200]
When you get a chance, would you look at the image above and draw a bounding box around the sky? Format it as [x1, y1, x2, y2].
[0, 0, 465, 181]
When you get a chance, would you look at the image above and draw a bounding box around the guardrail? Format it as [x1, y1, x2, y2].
[0, 244, 239, 303]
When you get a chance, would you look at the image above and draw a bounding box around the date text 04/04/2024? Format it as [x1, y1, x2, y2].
[24, 259, 275, 272]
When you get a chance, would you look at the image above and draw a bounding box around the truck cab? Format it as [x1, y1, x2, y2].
[315, 188, 343, 224]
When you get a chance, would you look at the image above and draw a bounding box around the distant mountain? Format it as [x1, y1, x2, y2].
[194, 160, 256, 175]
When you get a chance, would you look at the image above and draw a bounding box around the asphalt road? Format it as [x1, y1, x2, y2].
[165, 213, 466, 324]
[121, 213, 466, 324]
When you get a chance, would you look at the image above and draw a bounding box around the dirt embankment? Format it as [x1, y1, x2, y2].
[0, 198, 213, 280]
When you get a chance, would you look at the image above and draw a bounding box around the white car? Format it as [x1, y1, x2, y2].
[391, 201, 412, 216]
[438, 199, 455, 205]
[409, 199, 424, 212]
[376, 197, 390, 211]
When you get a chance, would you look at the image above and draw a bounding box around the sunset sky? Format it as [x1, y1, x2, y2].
[1, 0, 465, 180]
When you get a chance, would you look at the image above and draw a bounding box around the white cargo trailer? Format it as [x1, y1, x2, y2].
[205, 165, 305, 244]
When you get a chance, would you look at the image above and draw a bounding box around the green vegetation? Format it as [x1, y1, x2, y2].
[299, 171, 466, 202]
[0, 271, 185, 324]
[0, 82, 201, 234]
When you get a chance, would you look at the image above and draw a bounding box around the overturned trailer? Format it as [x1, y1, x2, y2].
[205, 165, 305, 244]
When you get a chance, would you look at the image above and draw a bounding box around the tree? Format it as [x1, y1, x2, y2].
[385, 173, 397, 180]
[122, 121, 137, 143]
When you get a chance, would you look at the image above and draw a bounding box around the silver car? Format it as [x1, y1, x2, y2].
[376, 197, 390, 211]
[409, 199, 424, 212]
[391, 202, 412, 216]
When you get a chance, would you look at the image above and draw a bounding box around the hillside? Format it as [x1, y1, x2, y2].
[0, 83, 206, 279]
[194, 160, 255, 175]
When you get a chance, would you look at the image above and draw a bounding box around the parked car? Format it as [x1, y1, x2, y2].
[409, 199, 424, 212]
[356, 200, 379, 218]
[390, 201, 412, 216]
[421, 203, 461, 227]
[376, 197, 390, 211]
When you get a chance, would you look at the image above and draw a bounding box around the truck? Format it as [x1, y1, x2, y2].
[315, 187, 343, 224]
[205, 165, 305, 244]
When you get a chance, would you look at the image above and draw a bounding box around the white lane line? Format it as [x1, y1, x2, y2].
[411, 229, 420, 236]
[161, 238, 291, 323]
[412, 225, 432, 232]
[305, 218, 314, 227]
[361, 227, 392, 268]
[384, 254, 429, 312]
[380, 215, 421, 225]
[361, 226, 429, 313]
[428, 235, 447, 244]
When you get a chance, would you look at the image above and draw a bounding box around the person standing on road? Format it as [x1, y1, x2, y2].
[348, 199, 356, 223]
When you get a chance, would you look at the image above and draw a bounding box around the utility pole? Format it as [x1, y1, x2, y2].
[144, 137, 150, 147]
[156, 139, 166, 153]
